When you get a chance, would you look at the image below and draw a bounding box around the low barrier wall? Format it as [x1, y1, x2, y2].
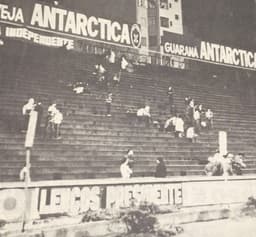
[1, 176, 256, 222]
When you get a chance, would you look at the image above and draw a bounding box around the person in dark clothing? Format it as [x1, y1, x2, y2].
[232, 153, 246, 175]
[124, 149, 135, 169]
[44, 103, 56, 139]
[184, 96, 191, 106]
[185, 99, 194, 126]
[34, 101, 43, 136]
[155, 158, 167, 177]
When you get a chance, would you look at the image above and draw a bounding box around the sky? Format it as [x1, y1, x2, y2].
[182, 0, 256, 50]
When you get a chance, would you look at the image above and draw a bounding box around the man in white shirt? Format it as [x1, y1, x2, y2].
[52, 109, 63, 139]
[186, 126, 197, 143]
[120, 158, 133, 178]
[221, 153, 233, 177]
[48, 103, 57, 116]
[121, 56, 129, 70]
[108, 50, 115, 64]
[22, 98, 35, 132]
[164, 115, 177, 132]
[205, 150, 223, 176]
[137, 105, 151, 127]
[175, 115, 184, 138]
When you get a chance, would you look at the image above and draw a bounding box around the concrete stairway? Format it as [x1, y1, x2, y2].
[0, 40, 255, 181]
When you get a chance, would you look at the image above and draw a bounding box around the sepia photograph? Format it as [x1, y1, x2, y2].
[0, 0, 256, 236]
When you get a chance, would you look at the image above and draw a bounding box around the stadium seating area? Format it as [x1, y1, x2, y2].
[0, 40, 256, 181]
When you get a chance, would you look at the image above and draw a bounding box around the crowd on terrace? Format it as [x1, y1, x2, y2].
[22, 98, 63, 139]
[19, 47, 247, 179]
[205, 150, 246, 176]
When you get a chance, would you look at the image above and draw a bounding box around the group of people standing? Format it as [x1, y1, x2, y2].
[70, 49, 130, 118]
[164, 86, 214, 142]
[205, 150, 246, 176]
[120, 149, 167, 178]
[22, 98, 63, 139]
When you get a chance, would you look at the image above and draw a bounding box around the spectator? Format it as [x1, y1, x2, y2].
[19, 164, 30, 182]
[51, 109, 63, 139]
[44, 103, 57, 138]
[120, 157, 133, 178]
[167, 86, 174, 113]
[222, 153, 233, 176]
[108, 50, 116, 64]
[34, 100, 43, 136]
[185, 99, 194, 126]
[193, 106, 201, 134]
[73, 82, 90, 94]
[174, 114, 184, 138]
[204, 150, 223, 176]
[205, 108, 213, 129]
[93, 64, 106, 86]
[137, 105, 151, 127]
[153, 119, 164, 131]
[105, 93, 113, 117]
[232, 153, 246, 175]
[186, 126, 197, 143]
[125, 149, 134, 160]
[120, 55, 129, 71]
[22, 98, 35, 132]
[48, 103, 57, 115]
[198, 104, 203, 113]
[155, 158, 167, 177]
[73, 82, 84, 94]
[164, 115, 177, 132]
[184, 96, 192, 106]
[112, 73, 121, 87]
[205, 156, 222, 176]
[125, 149, 135, 169]
[189, 99, 194, 108]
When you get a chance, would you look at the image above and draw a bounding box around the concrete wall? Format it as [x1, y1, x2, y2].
[1, 176, 256, 223]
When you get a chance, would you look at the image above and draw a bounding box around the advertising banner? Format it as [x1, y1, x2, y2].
[38, 183, 182, 216]
[162, 38, 256, 70]
[1, 177, 256, 223]
[0, 1, 141, 48]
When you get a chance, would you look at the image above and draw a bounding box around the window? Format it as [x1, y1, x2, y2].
[160, 0, 168, 9]
[174, 0, 179, 2]
[137, 0, 147, 7]
[169, 21, 173, 27]
[160, 17, 169, 28]
[148, 0, 156, 8]
[169, 3, 172, 8]
[175, 14, 179, 20]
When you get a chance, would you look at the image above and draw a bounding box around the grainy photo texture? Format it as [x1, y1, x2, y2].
[0, 0, 256, 237]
